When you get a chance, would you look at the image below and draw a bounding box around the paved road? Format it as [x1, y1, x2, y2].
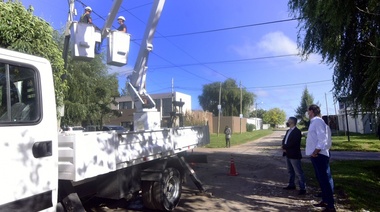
[328, 151, 380, 160]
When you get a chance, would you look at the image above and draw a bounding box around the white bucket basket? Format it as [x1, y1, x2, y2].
[70, 22, 100, 60]
[107, 31, 131, 66]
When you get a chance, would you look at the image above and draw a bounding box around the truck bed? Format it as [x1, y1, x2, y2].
[58, 126, 209, 182]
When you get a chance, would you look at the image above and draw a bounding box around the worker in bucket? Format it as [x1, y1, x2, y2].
[117, 16, 127, 32]
[79, 6, 93, 24]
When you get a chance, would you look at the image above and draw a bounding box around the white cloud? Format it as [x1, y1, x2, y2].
[231, 31, 327, 66]
[231, 31, 299, 57]
[257, 31, 299, 55]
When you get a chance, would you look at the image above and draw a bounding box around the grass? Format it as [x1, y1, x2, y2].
[300, 131, 380, 152]
[300, 131, 380, 211]
[330, 132, 380, 152]
[303, 160, 380, 211]
[205, 129, 273, 148]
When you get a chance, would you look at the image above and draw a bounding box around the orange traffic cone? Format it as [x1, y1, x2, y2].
[229, 156, 238, 176]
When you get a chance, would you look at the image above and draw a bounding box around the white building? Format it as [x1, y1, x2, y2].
[247, 117, 262, 130]
[337, 100, 375, 134]
[114, 91, 191, 115]
[109, 92, 192, 129]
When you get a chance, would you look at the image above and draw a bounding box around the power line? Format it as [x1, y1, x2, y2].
[76, 0, 106, 22]
[155, 32, 230, 79]
[150, 54, 299, 70]
[158, 18, 300, 38]
[74, 1, 302, 87]
[149, 79, 332, 93]
[247, 79, 331, 89]
[115, 2, 215, 82]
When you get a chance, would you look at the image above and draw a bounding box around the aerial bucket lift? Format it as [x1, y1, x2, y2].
[107, 31, 130, 66]
[64, 0, 129, 66]
[63, 0, 166, 131]
[70, 22, 101, 60]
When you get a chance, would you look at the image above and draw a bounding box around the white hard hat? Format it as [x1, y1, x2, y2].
[85, 6, 92, 11]
[117, 16, 125, 21]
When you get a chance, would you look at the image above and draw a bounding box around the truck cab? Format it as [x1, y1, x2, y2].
[0, 48, 59, 211]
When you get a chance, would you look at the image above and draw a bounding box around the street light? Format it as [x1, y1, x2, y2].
[255, 102, 263, 130]
[255, 102, 263, 118]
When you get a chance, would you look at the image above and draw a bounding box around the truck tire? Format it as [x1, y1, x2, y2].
[142, 181, 156, 210]
[152, 167, 182, 211]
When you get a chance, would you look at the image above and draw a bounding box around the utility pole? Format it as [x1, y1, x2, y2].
[255, 102, 263, 129]
[240, 81, 242, 134]
[325, 93, 329, 126]
[333, 99, 339, 136]
[217, 82, 221, 136]
[339, 97, 350, 142]
[255, 102, 258, 118]
[344, 101, 350, 142]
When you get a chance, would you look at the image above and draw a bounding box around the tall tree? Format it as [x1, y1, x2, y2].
[249, 108, 266, 119]
[288, 0, 380, 112]
[61, 53, 120, 127]
[0, 1, 67, 107]
[295, 87, 314, 126]
[198, 79, 255, 116]
[263, 108, 286, 128]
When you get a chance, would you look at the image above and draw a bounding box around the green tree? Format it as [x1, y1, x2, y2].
[249, 108, 266, 119]
[198, 79, 255, 116]
[0, 1, 68, 107]
[61, 53, 120, 127]
[263, 108, 286, 128]
[295, 87, 314, 127]
[288, 0, 380, 112]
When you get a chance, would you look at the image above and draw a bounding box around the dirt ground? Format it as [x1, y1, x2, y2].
[90, 130, 351, 212]
[174, 130, 351, 212]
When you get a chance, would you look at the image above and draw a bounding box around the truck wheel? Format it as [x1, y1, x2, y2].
[142, 181, 156, 210]
[152, 167, 182, 211]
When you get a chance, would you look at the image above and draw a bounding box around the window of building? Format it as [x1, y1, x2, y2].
[154, 98, 161, 111]
[162, 98, 172, 117]
[119, 101, 132, 109]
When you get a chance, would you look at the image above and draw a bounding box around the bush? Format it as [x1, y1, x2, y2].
[246, 123, 256, 131]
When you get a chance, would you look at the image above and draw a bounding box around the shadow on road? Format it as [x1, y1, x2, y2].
[176, 150, 316, 212]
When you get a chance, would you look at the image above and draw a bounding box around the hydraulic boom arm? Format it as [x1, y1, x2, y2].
[63, 0, 165, 113]
[127, 0, 166, 112]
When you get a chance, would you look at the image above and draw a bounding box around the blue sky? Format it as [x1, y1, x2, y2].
[21, 0, 337, 117]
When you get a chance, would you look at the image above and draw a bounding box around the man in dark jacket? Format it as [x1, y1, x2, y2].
[282, 116, 306, 195]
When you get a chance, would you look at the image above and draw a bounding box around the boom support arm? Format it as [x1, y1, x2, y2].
[128, 0, 166, 112]
[100, 0, 124, 41]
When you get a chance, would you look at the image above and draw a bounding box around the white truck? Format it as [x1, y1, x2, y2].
[0, 0, 209, 211]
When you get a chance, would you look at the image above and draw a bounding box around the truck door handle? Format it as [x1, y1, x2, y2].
[32, 141, 52, 158]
